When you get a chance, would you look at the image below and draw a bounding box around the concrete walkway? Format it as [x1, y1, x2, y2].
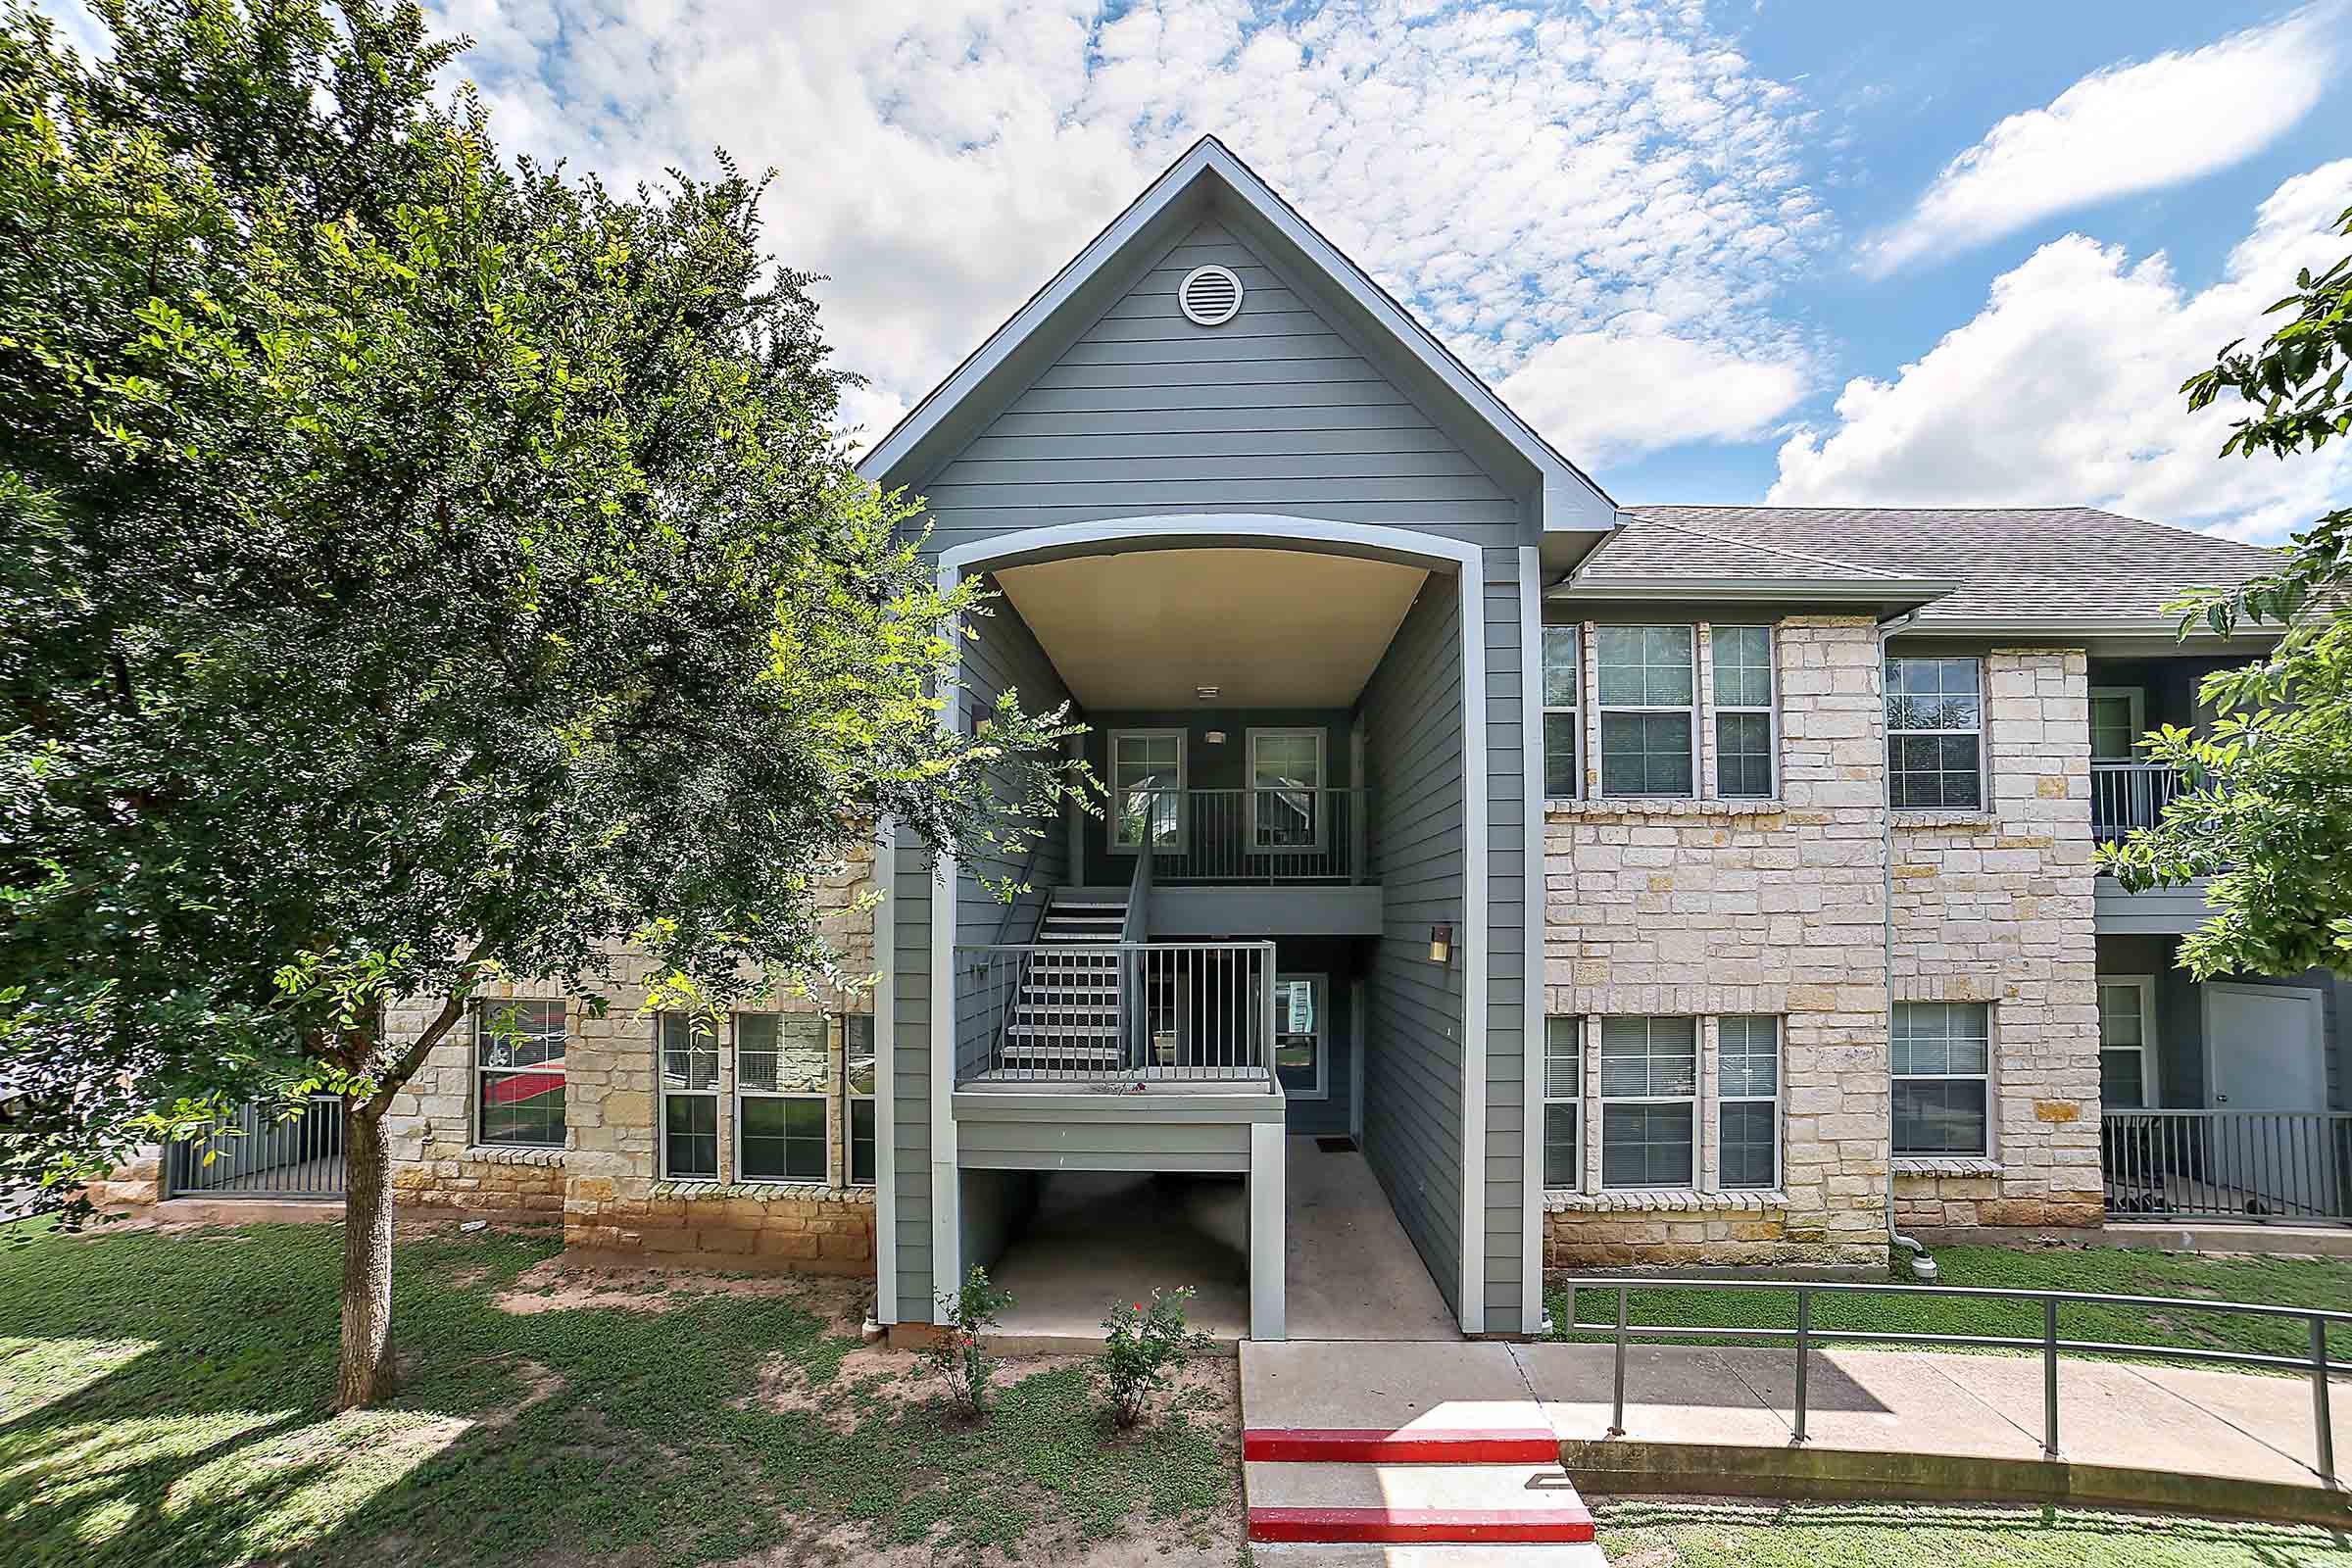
[1242, 1340, 2352, 1523]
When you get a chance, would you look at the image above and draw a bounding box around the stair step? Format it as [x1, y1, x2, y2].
[1245, 1464, 1593, 1545]
[1250, 1545, 1607, 1567]
[1006, 1025, 1119, 1043]
[1245, 1429, 1561, 1465]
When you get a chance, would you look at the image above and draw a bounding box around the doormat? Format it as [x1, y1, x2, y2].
[1315, 1136, 1356, 1153]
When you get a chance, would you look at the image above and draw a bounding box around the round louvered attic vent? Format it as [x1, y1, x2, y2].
[1178, 265, 1244, 326]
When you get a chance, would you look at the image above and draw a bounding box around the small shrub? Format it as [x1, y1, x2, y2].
[1097, 1287, 1212, 1428]
[924, 1266, 1012, 1417]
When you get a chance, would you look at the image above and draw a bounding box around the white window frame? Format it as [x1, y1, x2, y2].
[1886, 655, 1986, 810]
[1271, 972, 1328, 1100]
[2095, 974, 2160, 1111]
[1542, 1015, 1582, 1190]
[1107, 727, 1187, 854]
[656, 1010, 724, 1181]
[1594, 625, 1697, 800]
[1711, 625, 1778, 800]
[734, 1012, 832, 1184]
[1891, 1001, 1995, 1158]
[843, 1011, 877, 1187]
[1593, 1015, 1700, 1190]
[1716, 1015, 1782, 1191]
[1247, 727, 1328, 853]
[1541, 624, 1581, 801]
[471, 999, 566, 1150]
[2088, 686, 2146, 761]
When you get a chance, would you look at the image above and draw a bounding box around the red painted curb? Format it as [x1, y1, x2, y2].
[1248, 1505, 1597, 1544]
[1244, 1427, 1562, 1464]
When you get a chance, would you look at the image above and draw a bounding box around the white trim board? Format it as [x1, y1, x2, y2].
[930, 514, 1495, 1338]
[872, 817, 897, 1323]
[1517, 545, 1546, 1333]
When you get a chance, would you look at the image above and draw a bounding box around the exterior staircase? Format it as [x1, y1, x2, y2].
[998, 890, 1129, 1073]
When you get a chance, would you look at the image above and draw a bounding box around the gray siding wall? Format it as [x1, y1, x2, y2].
[913, 217, 1523, 551]
[955, 1115, 1252, 1172]
[2098, 934, 2348, 1110]
[1479, 548, 1530, 1331]
[1356, 575, 1467, 1317]
[890, 588, 1075, 1323]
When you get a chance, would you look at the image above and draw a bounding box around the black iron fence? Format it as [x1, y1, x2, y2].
[166, 1096, 346, 1199]
[2102, 1108, 2351, 1224]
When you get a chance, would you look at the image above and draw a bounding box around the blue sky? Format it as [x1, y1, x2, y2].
[56, 0, 2349, 540]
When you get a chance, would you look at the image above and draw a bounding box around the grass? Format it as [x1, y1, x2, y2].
[1593, 1499, 2351, 1566]
[0, 1217, 1236, 1567]
[1547, 1244, 2352, 1366]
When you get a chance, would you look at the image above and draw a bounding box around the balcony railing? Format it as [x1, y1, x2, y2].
[2091, 760, 2184, 844]
[954, 940, 1277, 1087]
[2102, 1109, 2352, 1224]
[1114, 787, 1365, 883]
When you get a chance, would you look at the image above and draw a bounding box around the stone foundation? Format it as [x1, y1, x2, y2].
[564, 1182, 876, 1273]
[1544, 1193, 1890, 1270]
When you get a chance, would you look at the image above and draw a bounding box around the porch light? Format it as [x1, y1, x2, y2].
[1428, 924, 1452, 966]
[1196, 686, 1220, 700]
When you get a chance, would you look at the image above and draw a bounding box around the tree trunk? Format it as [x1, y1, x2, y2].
[335, 1104, 396, 1410]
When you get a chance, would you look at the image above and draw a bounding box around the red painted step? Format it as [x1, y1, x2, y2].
[1248, 1505, 1597, 1545]
[1244, 1426, 1561, 1464]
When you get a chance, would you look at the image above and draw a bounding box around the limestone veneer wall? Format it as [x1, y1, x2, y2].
[1543, 617, 1893, 1268]
[1888, 649, 2102, 1230]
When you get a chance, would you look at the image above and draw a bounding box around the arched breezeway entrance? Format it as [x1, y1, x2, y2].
[877, 514, 1497, 1342]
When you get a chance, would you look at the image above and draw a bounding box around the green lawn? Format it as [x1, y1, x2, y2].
[0, 1218, 1238, 1567]
[1594, 1499, 2352, 1566]
[1549, 1245, 2352, 1365]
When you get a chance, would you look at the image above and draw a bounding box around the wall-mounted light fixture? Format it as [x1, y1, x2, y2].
[1196, 686, 1220, 701]
[1428, 923, 1453, 965]
[1204, 730, 1228, 745]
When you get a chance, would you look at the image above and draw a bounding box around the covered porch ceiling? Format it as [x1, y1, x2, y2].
[992, 547, 1430, 710]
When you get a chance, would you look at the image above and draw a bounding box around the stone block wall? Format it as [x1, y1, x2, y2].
[1888, 648, 2102, 1230]
[1543, 616, 1893, 1269]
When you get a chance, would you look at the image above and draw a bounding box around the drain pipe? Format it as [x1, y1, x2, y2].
[1877, 610, 1938, 1283]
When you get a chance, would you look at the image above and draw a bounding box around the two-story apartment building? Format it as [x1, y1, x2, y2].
[122, 138, 2346, 1344]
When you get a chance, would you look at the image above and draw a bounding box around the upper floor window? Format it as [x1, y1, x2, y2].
[1712, 626, 1776, 799]
[1541, 626, 1580, 799]
[1249, 728, 1325, 850]
[474, 1000, 565, 1149]
[1886, 657, 1983, 809]
[1596, 626, 1695, 798]
[1108, 729, 1185, 851]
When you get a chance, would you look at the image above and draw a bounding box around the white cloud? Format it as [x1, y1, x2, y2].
[1771, 160, 2352, 542]
[1859, 6, 2337, 277]
[425, 0, 1829, 456]
[1499, 324, 1809, 463]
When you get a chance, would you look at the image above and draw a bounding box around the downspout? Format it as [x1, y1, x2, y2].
[1877, 609, 1938, 1282]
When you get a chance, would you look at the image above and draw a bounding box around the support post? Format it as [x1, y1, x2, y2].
[1249, 1119, 1286, 1341]
[1792, 1289, 1811, 1446]
[1609, 1287, 1629, 1438]
[2313, 1313, 2336, 1489]
[2043, 1297, 2061, 1460]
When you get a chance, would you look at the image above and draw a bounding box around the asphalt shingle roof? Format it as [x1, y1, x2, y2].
[1581, 506, 2283, 626]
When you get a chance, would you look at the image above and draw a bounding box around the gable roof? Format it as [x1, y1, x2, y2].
[856, 136, 1616, 534]
[1565, 505, 2284, 632]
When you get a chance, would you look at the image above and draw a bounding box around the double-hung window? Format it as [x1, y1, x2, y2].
[844, 1013, 877, 1186]
[1712, 626, 1776, 799]
[657, 1012, 722, 1179]
[1542, 1016, 1582, 1189]
[1249, 729, 1325, 851]
[1541, 626, 1581, 799]
[1596, 627, 1695, 797]
[736, 1013, 830, 1182]
[1716, 1016, 1781, 1189]
[474, 1000, 566, 1148]
[2095, 977, 2156, 1110]
[1108, 729, 1185, 851]
[1598, 1016, 1698, 1187]
[1891, 1002, 1992, 1156]
[1886, 657, 1984, 808]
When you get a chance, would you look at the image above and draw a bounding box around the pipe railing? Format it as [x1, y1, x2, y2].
[2102, 1108, 2352, 1224]
[1115, 788, 1365, 883]
[1557, 1275, 2347, 1486]
[956, 940, 1278, 1086]
[2091, 760, 2184, 844]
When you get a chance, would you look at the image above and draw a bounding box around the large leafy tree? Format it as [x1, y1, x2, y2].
[0, 0, 1075, 1407]
[2098, 200, 2352, 979]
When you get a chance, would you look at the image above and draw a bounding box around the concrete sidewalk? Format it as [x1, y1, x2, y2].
[1241, 1340, 2352, 1523]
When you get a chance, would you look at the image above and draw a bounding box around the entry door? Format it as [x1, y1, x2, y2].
[2203, 984, 2334, 1215]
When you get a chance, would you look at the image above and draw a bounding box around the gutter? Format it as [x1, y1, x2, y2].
[1876, 609, 1938, 1283]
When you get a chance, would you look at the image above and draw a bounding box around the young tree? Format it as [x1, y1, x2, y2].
[2097, 200, 2352, 979]
[0, 0, 1077, 1407]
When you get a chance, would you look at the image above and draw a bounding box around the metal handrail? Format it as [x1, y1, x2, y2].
[1556, 1274, 2344, 1485]
[1116, 786, 1366, 883]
